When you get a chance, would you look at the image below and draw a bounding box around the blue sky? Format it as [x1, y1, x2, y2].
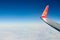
[0, 0, 60, 27]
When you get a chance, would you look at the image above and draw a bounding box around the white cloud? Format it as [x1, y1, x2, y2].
[0, 23, 60, 40]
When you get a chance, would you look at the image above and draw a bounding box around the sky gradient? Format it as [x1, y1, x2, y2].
[0, 0, 60, 40]
[0, 0, 60, 27]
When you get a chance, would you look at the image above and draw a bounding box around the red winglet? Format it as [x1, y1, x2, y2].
[41, 5, 49, 18]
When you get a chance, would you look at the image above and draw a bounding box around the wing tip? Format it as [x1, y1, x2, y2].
[46, 5, 49, 8]
[41, 5, 49, 18]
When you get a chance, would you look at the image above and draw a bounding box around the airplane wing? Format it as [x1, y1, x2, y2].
[40, 5, 60, 32]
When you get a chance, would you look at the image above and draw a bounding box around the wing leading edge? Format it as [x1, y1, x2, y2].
[40, 5, 60, 32]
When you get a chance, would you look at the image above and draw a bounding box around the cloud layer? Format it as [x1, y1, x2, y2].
[0, 23, 60, 40]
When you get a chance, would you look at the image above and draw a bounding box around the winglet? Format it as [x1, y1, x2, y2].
[41, 5, 49, 18]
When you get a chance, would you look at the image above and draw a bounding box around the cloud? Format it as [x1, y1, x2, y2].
[0, 31, 17, 40]
[0, 23, 60, 40]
